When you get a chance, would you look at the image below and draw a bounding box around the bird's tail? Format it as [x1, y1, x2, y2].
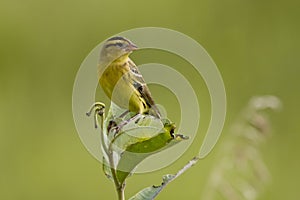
[149, 105, 161, 119]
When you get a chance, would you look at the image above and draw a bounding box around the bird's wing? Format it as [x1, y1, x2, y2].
[128, 59, 161, 118]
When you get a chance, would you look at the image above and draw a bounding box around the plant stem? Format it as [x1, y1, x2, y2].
[108, 138, 126, 200]
[117, 183, 125, 200]
[97, 105, 126, 200]
[109, 151, 126, 200]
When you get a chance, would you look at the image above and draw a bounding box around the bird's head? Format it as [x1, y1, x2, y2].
[99, 36, 138, 63]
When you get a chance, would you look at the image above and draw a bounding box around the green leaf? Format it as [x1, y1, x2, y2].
[115, 120, 188, 185]
[129, 157, 200, 200]
[111, 116, 164, 153]
[102, 156, 113, 181]
[100, 103, 188, 185]
[128, 175, 175, 200]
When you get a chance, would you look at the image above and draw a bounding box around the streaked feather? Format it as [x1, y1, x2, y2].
[98, 36, 161, 119]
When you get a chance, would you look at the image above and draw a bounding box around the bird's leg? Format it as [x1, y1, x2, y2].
[110, 113, 142, 136]
[118, 110, 130, 118]
[86, 102, 105, 128]
[106, 110, 130, 133]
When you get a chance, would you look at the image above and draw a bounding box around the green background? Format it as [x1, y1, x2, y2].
[1, 0, 299, 199]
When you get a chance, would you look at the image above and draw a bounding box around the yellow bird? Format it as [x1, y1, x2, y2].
[98, 36, 161, 119]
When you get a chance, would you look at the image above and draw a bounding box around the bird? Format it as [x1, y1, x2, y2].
[98, 36, 161, 121]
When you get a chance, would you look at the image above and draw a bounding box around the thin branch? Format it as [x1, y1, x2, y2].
[93, 103, 125, 200]
[152, 156, 200, 199]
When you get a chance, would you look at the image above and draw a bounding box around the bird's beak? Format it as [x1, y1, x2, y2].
[127, 43, 138, 51]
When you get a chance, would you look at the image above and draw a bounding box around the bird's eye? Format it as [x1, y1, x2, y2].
[115, 43, 124, 48]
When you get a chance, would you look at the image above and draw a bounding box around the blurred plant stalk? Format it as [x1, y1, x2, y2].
[202, 96, 281, 200]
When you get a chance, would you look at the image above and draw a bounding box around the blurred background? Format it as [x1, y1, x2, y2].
[0, 0, 299, 199]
